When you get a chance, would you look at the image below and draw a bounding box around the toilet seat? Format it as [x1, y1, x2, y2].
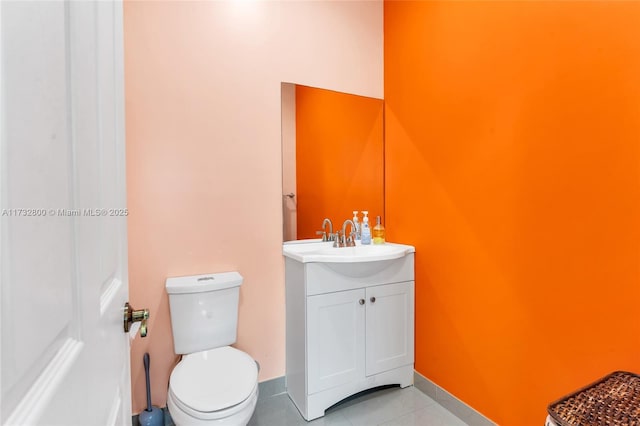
[169, 346, 258, 420]
[167, 385, 258, 425]
[169, 383, 257, 421]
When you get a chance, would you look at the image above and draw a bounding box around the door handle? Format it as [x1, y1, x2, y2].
[370, 297, 376, 303]
[123, 302, 149, 337]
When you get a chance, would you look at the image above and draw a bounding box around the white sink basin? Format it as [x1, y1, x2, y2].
[283, 241, 415, 263]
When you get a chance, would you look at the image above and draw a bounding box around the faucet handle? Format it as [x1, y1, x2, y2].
[347, 232, 356, 247]
[333, 231, 342, 248]
[316, 230, 328, 242]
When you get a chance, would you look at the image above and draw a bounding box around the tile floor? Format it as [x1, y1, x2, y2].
[247, 385, 469, 426]
[141, 385, 469, 426]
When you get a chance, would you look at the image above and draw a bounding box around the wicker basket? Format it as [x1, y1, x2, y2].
[547, 371, 640, 426]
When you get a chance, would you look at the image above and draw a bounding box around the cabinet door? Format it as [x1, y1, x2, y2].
[307, 289, 365, 394]
[366, 281, 414, 376]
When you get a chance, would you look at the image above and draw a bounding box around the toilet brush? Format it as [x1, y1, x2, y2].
[139, 353, 164, 426]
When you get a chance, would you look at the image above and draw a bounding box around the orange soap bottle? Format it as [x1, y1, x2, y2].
[372, 215, 385, 244]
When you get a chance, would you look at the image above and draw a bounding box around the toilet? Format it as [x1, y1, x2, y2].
[165, 272, 258, 426]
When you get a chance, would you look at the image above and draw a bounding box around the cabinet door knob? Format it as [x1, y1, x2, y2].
[370, 297, 376, 303]
[359, 299, 365, 305]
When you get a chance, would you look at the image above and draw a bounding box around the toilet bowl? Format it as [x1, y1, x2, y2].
[167, 346, 258, 426]
[165, 272, 258, 426]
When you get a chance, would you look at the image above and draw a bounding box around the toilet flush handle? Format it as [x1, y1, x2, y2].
[123, 302, 149, 337]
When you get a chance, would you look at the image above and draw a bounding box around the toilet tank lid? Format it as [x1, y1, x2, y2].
[165, 272, 243, 294]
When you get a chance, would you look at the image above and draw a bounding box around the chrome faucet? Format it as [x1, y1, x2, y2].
[333, 230, 342, 248]
[317, 218, 333, 242]
[341, 219, 357, 247]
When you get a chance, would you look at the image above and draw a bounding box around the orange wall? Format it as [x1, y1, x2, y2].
[385, 1, 640, 424]
[295, 86, 384, 239]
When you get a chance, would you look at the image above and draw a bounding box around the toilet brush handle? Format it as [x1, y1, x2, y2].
[144, 353, 152, 412]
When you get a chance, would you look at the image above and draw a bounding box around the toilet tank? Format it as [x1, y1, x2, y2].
[166, 272, 243, 355]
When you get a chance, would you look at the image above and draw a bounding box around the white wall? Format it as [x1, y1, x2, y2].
[124, 0, 383, 413]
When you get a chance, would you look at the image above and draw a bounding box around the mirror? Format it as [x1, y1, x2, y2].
[282, 83, 384, 241]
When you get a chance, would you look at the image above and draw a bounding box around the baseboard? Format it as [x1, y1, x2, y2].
[414, 371, 497, 426]
[258, 376, 286, 401]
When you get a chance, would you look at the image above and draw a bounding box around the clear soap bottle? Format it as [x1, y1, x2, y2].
[352, 211, 360, 240]
[373, 216, 385, 244]
[361, 211, 371, 245]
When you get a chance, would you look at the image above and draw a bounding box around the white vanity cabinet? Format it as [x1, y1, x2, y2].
[365, 281, 414, 376]
[284, 250, 415, 421]
[307, 288, 365, 395]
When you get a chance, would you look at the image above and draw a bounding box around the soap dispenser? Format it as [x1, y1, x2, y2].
[361, 211, 371, 245]
[352, 211, 360, 240]
[373, 216, 385, 244]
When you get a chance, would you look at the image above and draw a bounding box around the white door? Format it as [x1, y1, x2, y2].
[365, 281, 415, 376]
[307, 289, 366, 394]
[1, 1, 132, 425]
